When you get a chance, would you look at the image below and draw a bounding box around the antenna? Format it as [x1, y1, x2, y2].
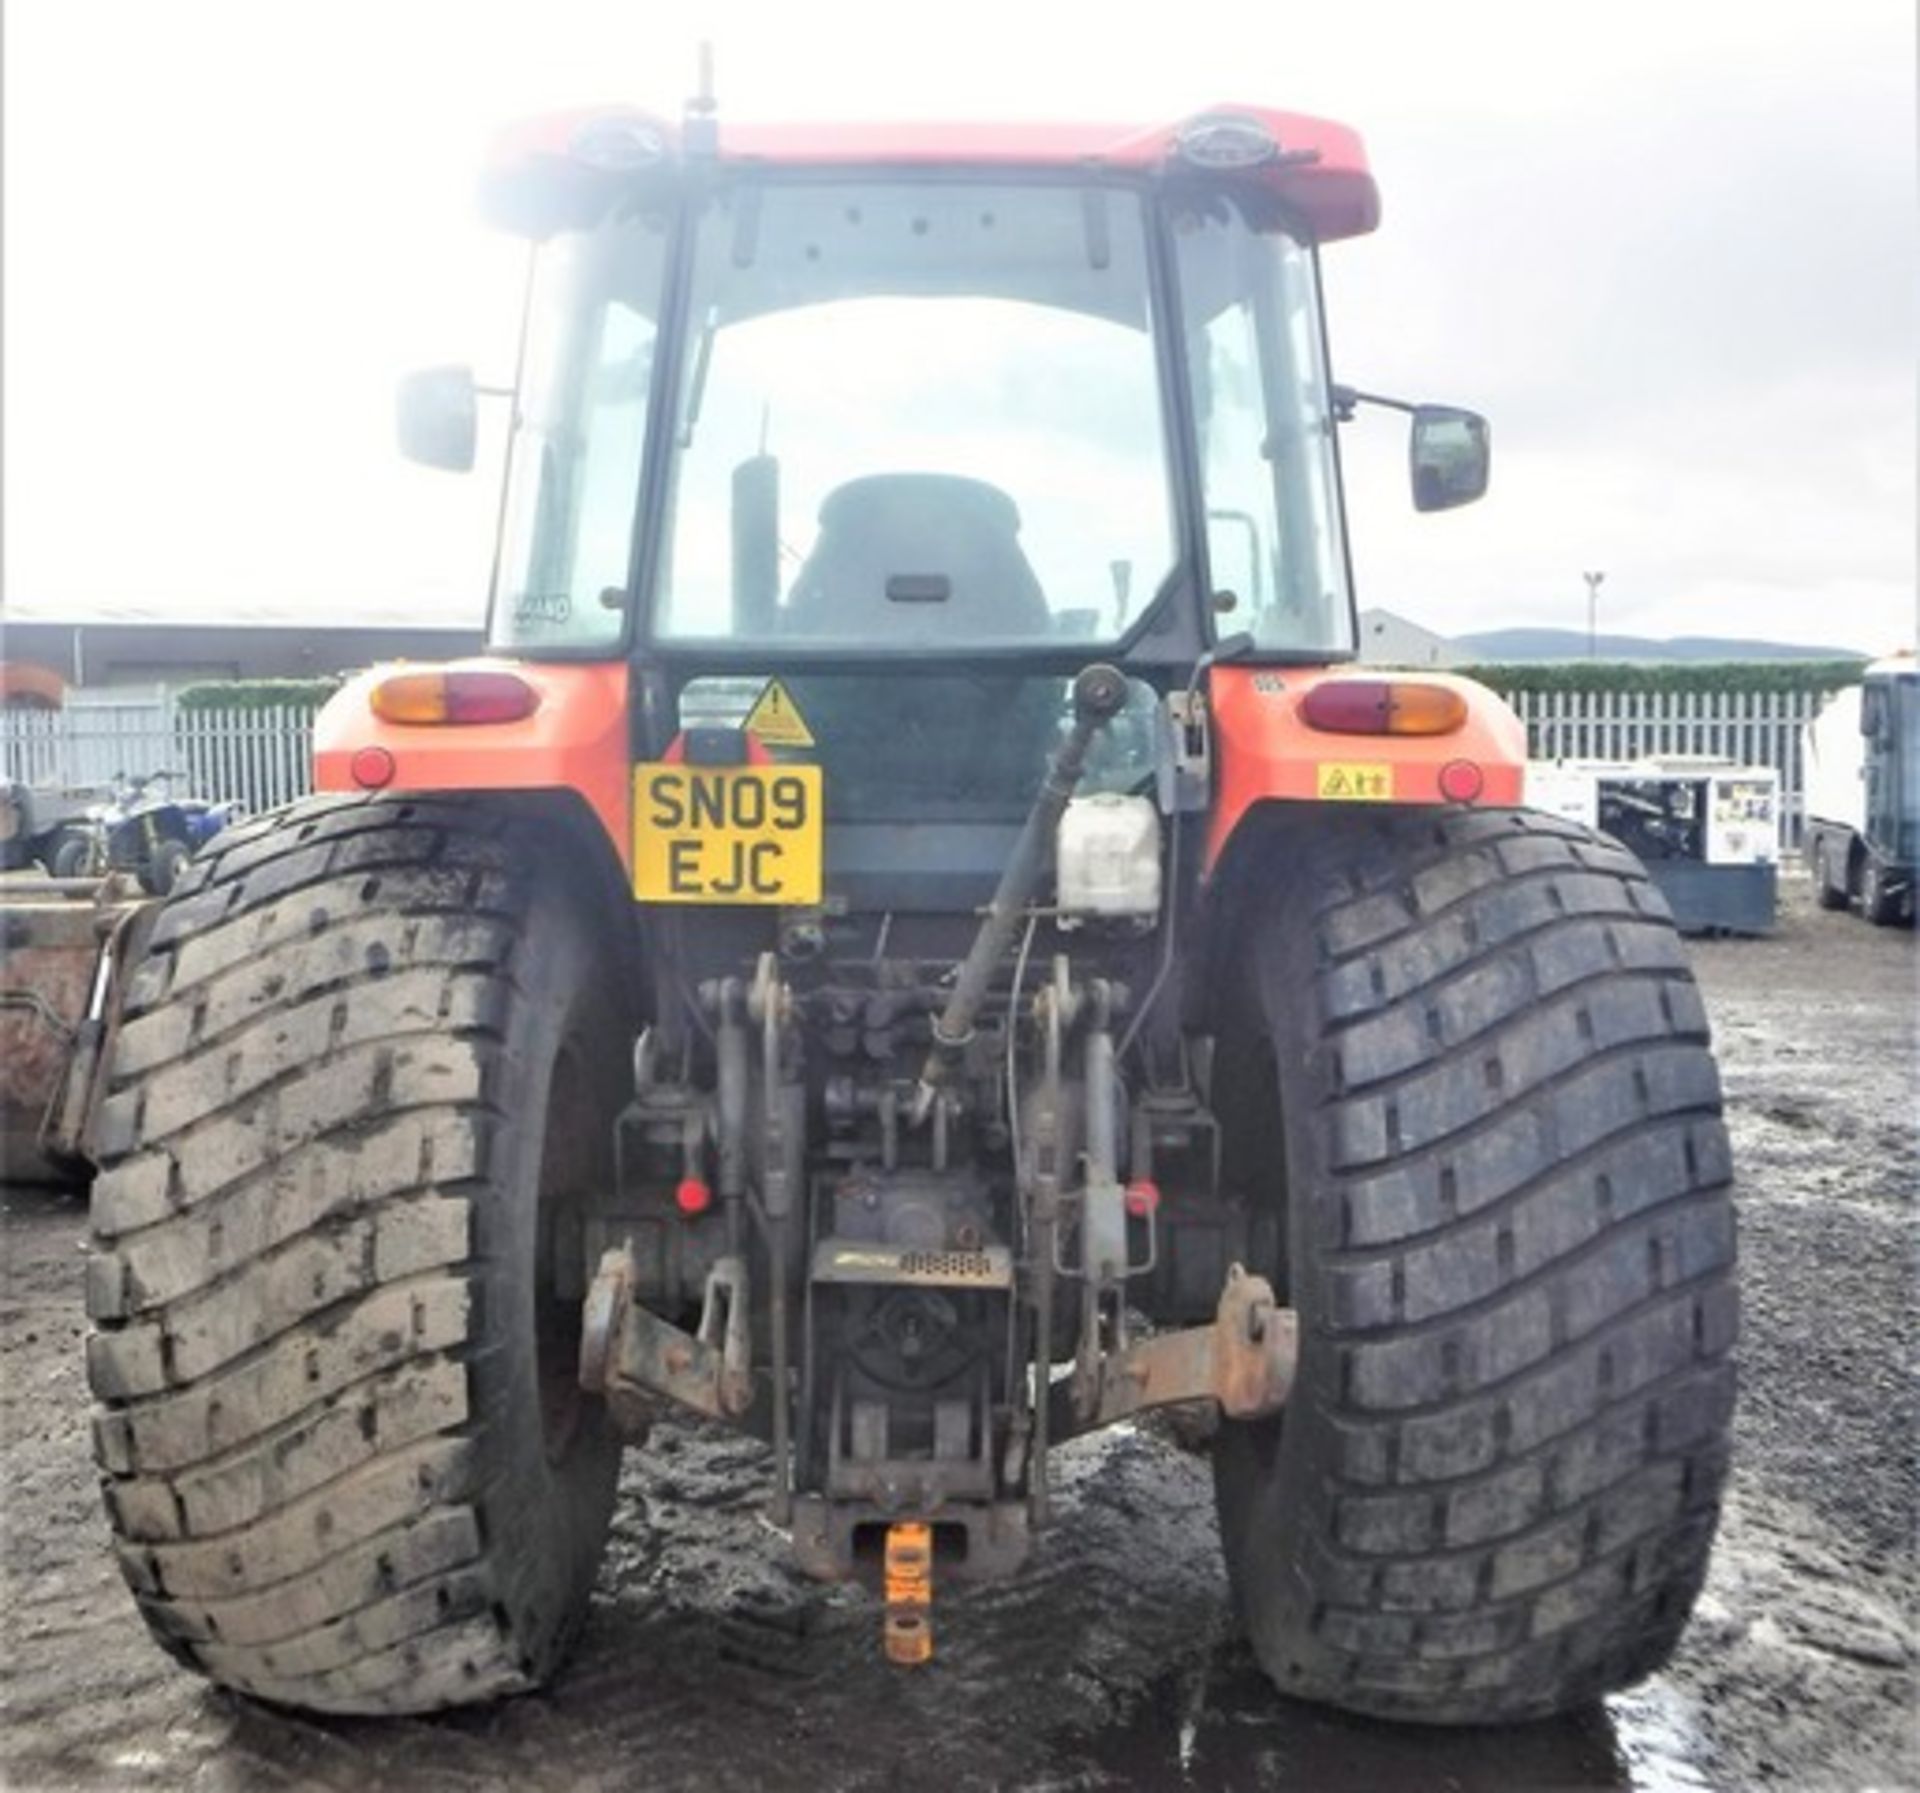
[684, 41, 719, 158]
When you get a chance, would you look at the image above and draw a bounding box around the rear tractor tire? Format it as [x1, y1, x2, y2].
[1210, 807, 1737, 1724]
[85, 794, 632, 1714]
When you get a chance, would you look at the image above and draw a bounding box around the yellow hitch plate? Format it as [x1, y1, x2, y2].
[632, 764, 824, 905]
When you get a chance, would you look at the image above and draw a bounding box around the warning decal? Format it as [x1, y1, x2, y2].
[1316, 762, 1395, 802]
[744, 679, 816, 748]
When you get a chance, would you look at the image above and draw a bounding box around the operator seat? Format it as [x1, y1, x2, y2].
[780, 473, 1050, 642]
[776, 475, 1064, 819]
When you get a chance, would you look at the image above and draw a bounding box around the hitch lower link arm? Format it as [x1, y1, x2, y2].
[578, 1248, 765, 1437]
[1048, 1263, 1299, 1441]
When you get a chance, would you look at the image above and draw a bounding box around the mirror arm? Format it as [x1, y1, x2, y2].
[1330, 382, 1419, 424]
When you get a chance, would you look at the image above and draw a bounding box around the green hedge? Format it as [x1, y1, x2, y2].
[1455, 659, 1866, 698]
[175, 677, 343, 712]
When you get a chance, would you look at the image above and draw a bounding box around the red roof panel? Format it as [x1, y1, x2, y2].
[482, 104, 1380, 242]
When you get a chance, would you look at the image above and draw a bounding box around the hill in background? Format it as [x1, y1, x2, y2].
[1451, 626, 1866, 664]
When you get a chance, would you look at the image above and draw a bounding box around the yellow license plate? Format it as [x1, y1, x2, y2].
[632, 764, 824, 905]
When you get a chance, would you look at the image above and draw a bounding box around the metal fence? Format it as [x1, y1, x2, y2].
[1, 682, 1841, 846]
[1, 701, 317, 818]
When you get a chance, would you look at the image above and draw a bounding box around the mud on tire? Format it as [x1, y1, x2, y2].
[84, 794, 633, 1715]
[1210, 807, 1737, 1724]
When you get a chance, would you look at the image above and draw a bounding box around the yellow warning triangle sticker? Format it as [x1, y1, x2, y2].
[744, 677, 816, 748]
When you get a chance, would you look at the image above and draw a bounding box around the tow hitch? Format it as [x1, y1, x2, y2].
[883, 1521, 934, 1666]
[578, 1237, 1298, 1666]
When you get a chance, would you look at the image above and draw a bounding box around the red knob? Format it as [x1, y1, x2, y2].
[1125, 1179, 1161, 1219]
[675, 1177, 713, 1217]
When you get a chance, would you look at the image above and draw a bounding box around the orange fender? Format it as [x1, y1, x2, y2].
[313, 659, 632, 870]
[1205, 665, 1528, 870]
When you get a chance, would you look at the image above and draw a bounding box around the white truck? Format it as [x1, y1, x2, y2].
[1803, 654, 1918, 926]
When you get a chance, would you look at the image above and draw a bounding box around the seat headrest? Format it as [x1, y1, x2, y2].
[782, 473, 1048, 641]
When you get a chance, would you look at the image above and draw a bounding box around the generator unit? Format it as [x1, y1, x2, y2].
[1526, 758, 1779, 933]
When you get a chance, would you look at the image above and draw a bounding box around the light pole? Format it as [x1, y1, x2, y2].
[1582, 570, 1606, 659]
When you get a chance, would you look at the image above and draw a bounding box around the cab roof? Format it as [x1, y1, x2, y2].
[481, 104, 1380, 243]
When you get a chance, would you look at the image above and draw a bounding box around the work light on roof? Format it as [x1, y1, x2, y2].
[1175, 113, 1281, 170]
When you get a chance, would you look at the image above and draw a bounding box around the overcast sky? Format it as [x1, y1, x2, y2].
[4, 0, 1914, 652]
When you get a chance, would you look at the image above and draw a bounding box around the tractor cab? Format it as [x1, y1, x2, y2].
[397, 104, 1488, 917]
[474, 128, 1357, 669]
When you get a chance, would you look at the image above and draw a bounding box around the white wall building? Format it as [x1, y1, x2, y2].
[1356, 608, 1465, 668]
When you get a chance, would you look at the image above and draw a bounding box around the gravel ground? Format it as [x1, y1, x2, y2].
[1, 873, 1913, 1792]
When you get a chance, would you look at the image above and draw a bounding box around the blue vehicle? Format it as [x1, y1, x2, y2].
[61, 771, 243, 893]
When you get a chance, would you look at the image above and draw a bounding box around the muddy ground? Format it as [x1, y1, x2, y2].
[2, 875, 1914, 1792]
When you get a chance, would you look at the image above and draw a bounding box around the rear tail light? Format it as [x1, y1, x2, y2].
[1300, 679, 1468, 736]
[369, 670, 541, 726]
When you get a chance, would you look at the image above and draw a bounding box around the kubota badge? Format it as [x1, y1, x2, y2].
[745, 678, 816, 748]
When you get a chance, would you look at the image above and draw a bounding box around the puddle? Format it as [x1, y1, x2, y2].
[1058, 1641, 1715, 1792]
[1606, 1682, 1718, 1793]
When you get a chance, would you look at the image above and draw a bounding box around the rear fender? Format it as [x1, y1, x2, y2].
[313, 658, 633, 871]
[1204, 665, 1527, 870]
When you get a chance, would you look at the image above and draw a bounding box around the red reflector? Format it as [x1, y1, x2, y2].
[350, 745, 396, 789]
[1125, 1178, 1161, 1219]
[1300, 680, 1467, 736]
[1439, 759, 1485, 803]
[675, 1177, 713, 1217]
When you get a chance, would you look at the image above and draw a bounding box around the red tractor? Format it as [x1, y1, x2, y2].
[79, 93, 1736, 1722]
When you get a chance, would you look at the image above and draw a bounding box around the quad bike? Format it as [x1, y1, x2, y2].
[65, 88, 1736, 1723]
[5, 771, 238, 892]
[92, 770, 242, 894]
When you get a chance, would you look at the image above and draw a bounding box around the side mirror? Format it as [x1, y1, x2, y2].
[1410, 406, 1490, 512]
[396, 366, 479, 471]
